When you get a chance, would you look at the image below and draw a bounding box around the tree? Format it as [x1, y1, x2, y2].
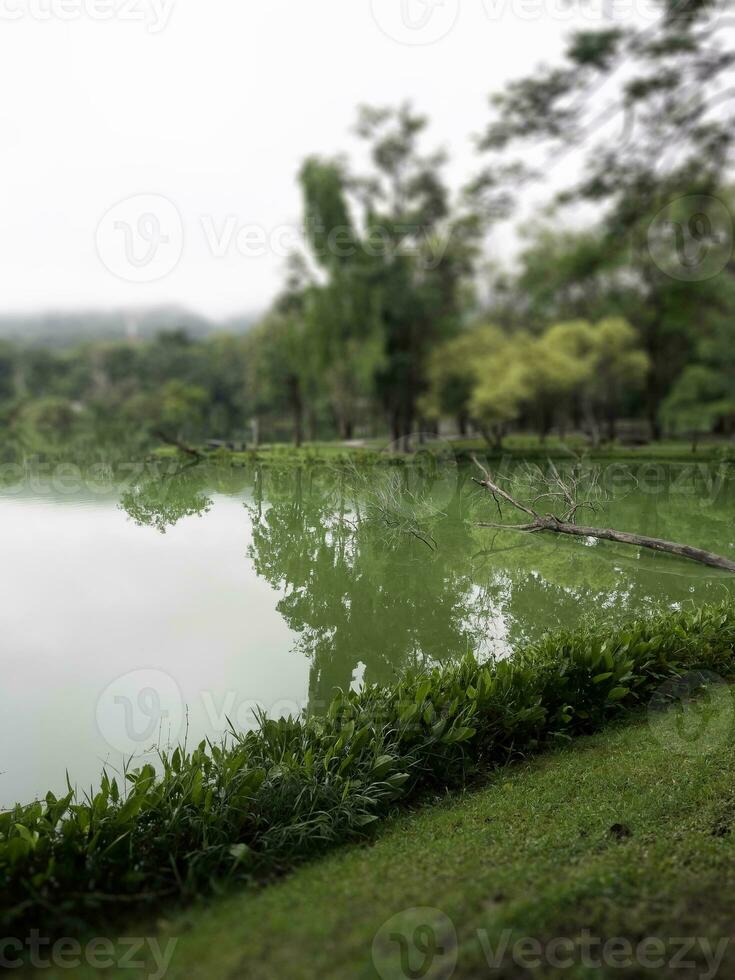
[299, 157, 385, 440]
[248, 312, 309, 448]
[0, 342, 17, 403]
[475, 1, 735, 437]
[159, 380, 208, 442]
[421, 324, 526, 448]
[489, 227, 623, 332]
[591, 317, 650, 440]
[662, 365, 728, 451]
[468, 336, 529, 449]
[357, 104, 479, 446]
[245, 255, 322, 448]
[517, 329, 592, 441]
[423, 316, 647, 447]
[298, 104, 480, 448]
[421, 335, 476, 436]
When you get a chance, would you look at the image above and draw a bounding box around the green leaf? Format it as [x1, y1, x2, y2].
[372, 755, 395, 779]
[353, 814, 379, 827]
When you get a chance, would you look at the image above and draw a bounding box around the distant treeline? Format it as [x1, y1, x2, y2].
[0, 308, 259, 349]
[2, 2, 733, 452]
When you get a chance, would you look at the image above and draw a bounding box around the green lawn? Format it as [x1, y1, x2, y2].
[29, 695, 735, 979]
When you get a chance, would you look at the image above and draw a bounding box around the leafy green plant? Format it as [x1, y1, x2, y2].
[2, 602, 735, 938]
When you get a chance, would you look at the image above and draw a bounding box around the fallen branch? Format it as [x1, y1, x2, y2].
[472, 456, 735, 573]
[153, 430, 203, 459]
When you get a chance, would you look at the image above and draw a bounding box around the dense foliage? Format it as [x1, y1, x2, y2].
[3, 601, 735, 938]
[474, 0, 735, 440]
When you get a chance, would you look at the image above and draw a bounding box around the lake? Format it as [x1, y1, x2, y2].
[2, 455, 734, 808]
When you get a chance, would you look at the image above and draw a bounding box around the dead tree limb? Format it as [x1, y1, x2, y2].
[471, 456, 735, 573]
[153, 430, 203, 460]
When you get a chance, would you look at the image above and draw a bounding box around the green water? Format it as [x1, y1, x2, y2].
[1, 457, 734, 807]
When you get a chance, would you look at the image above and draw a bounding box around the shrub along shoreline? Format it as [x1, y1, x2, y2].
[3, 602, 735, 939]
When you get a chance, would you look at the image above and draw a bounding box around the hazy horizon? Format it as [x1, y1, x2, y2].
[1, 0, 656, 321]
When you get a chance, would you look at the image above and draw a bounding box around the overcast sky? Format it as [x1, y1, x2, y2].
[0, 0, 656, 320]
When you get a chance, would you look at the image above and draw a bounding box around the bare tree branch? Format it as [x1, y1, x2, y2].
[474, 459, 735, 573]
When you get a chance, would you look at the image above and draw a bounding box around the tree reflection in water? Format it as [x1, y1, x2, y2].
[119, 461, 213, 533]
[119, 459, 735, 716]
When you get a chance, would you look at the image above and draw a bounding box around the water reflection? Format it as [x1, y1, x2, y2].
[119, 460, 212, 533]
[119, 457, 735, 713]
[244, 467, 504, 713]
[2, 457, 733, 806]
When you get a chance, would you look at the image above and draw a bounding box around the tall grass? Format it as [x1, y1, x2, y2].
[2, 602, 735, 937]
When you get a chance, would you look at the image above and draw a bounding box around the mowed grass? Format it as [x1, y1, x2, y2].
[34, 696, 735, 980]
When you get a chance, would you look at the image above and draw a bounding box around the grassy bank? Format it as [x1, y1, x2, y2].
[4, 603, 735, 950]
[29, 705, 735, 979]
[154, 436, 735, 467]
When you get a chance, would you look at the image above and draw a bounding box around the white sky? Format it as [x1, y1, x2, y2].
[0, 0, 657, 320]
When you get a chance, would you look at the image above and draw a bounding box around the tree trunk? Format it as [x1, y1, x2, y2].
[307, 408, 318, 443]
[646, 378, 662, 441]
[479, 425, 503, 451]
[289, 376, 303, 448]
[539, 407, 552, 445]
